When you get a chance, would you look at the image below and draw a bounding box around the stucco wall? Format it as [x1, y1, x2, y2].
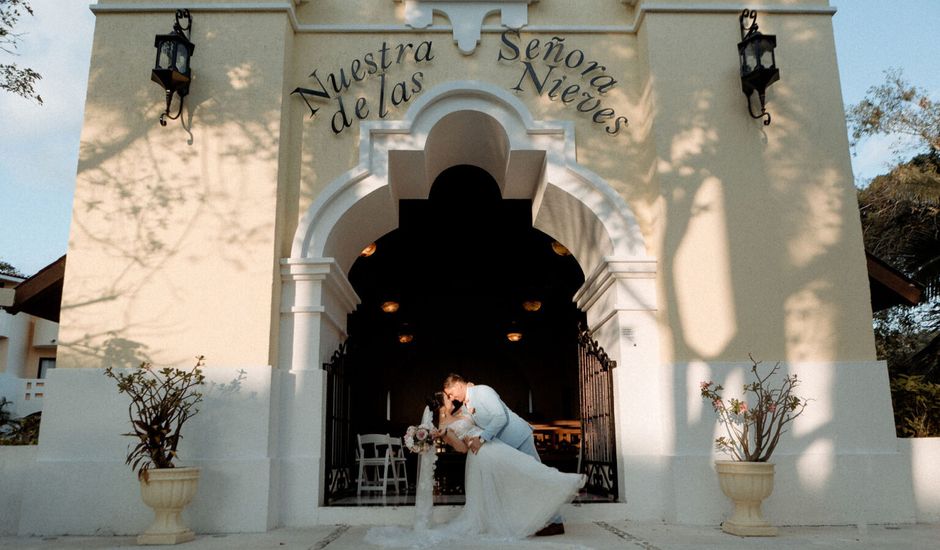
[0, 311, 29, 378]
[0, 447, 37, 535]
[14, 365, 276, 536]
[63, 0, 874, 368]
[639, 8, 874, 365]
[287, 0, 873, 366]
[58, 9, 294, 370]
[901, 437, 940, 523]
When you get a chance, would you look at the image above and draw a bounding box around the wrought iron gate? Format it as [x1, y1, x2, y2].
[577, 324, 618, 500]
[323, 341, 353, 502]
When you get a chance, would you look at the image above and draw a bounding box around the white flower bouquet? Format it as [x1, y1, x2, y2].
[404, 424, 435, 453]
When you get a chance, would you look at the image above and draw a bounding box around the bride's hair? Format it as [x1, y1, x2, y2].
[425, 392, 445, 427]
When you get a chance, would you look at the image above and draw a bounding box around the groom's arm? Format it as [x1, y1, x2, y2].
[472, 385, 509, 442]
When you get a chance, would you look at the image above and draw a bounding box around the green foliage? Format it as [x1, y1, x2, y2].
[0, 258, 26, 278]
[700, 356, 809, 462]
[859, 152, 940, 267]
[858, 150, 940, 386]
[859, 155, 940, 397]
[0, 0, 42, 104]
[852, 71, 940, 432]
[847, 68, 939, 154]
[0, 398, 40, 445]
[104, 356, 206, 480]
[889, 374, 940, 437]
[0, 396, 13, 428]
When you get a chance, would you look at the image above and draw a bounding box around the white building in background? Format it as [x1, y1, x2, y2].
[0, 273, 58, 417]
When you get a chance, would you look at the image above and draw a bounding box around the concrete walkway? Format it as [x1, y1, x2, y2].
[2, 522, 939, 550]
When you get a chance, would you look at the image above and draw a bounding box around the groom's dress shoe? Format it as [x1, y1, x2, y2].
[535, 523, 565, 536]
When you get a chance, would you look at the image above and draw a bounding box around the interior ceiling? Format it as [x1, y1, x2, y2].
[348, 164, 586, 346]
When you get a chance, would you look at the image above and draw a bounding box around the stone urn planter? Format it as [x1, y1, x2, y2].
[105, 357, 206, 546]
[137, 467, 201, 545]
[715, 460, 777, 536]
[701, 356, 810, 537]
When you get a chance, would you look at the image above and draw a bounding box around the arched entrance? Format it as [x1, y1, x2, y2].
[337, 163, 588, 503]
[278, 82, 659, 524]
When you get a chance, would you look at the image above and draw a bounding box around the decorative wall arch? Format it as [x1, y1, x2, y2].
[292, 81, 648, 274]
[278, 81, 660, 519]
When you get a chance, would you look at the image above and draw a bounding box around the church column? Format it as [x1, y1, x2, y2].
[277, 258, 359, 524]
[575, 256, 668, 520]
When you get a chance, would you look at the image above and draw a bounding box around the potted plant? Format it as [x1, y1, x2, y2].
[700, 355, 809, 536]
[105, 355, 206, 545]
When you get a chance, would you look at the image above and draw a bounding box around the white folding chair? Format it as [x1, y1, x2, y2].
[388, 436, 409, 493]
[356, 433, 393, 496]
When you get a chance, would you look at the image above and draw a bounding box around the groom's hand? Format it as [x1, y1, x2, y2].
[466, 436, 483, 454]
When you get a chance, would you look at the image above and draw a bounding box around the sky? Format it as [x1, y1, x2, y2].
[1, 0, 939, 277]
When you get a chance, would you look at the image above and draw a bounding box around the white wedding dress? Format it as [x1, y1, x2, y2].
[365, 412, 585, 549]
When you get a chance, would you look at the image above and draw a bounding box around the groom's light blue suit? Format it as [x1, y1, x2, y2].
[465, 384, 532, 448]
[465, 384, 563, 525]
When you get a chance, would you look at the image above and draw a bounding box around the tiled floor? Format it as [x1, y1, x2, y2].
[3, 522, 940, 549]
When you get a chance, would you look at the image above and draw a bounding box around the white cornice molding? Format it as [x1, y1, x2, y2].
[397, 0, 536, 54]
[90, 3, 835, 35]
[90, 2, 303, 30]
[280, 257, 360, 315]
[575, 256, 658, 316]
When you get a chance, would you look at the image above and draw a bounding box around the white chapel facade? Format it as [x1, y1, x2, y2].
[5, 0, 924, 535]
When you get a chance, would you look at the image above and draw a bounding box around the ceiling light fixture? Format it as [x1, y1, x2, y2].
[522, 300, 542, 312]
[551, 241, 571, 256]
[360, 243, 377, 257]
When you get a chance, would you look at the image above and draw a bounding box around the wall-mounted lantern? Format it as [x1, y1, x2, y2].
[737, 9, 779, 126]
[151, 10, 195, 127]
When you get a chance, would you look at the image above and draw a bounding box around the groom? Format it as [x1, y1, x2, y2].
[442, 373, 565, 536]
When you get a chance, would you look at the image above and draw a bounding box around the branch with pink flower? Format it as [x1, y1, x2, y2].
[700, 355, 810, 462]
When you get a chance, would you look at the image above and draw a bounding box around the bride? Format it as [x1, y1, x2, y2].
[366, 392, 584, 547]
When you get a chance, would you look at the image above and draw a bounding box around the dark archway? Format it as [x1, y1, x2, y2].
[335, 165, 587, 502]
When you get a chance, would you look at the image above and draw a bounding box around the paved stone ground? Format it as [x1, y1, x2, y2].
[2, 522, 938, 549]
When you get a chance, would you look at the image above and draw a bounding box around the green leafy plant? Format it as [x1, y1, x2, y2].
[1, 411, 40, 445]
[0, 396, 18, 443]
[0, 398, 40, 445]
[700, 356, 809, 462]
[104, 356, 206, 480]
[889, 374, 940, 437]
[0, 396, 12, 425]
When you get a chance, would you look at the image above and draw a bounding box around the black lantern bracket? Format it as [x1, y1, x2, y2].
[737, 9, 779, 126]
[151, 9, 195, 127]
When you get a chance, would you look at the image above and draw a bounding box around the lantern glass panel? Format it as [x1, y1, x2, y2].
[758, 38, 776, 68]
[743, 41, 759, 73]
[157, 41, 174, 70]
[175, 46, 189, 74]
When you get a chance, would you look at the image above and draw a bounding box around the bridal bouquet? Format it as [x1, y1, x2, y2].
[404, 424, 435, 453]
